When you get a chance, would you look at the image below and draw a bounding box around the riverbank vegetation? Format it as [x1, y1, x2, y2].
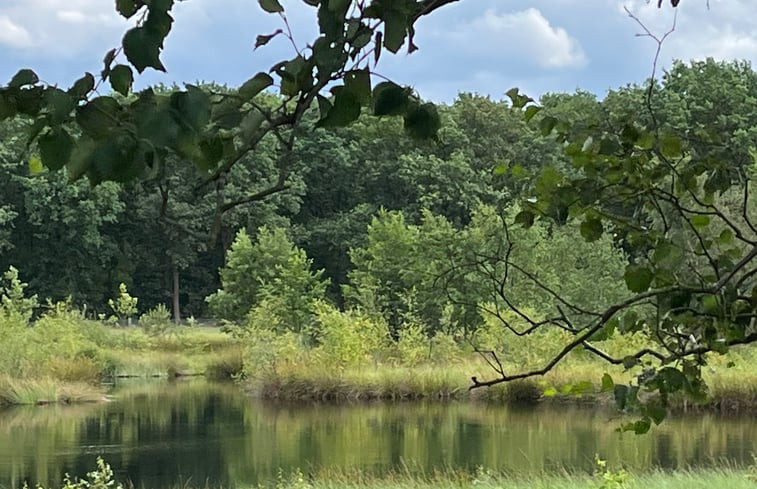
[4, 59, 757, 415]
[28, 457, 757, 489]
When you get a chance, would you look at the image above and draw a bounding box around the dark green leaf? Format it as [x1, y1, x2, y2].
[614, 384, 630, 410]
[170, 85, 211, 133]
[382, 10, 407, 53]
[373, 81, 410, 116]
[123, 27, 165, 73]
[259, 0, 284, 13]
[539, 116, 558, 136]
[622, 356, 639, 369]
[9, 69, 38, 88]
[44, 88, 75, 123]
[344, 69, 371, 105]
[645, 403, 667, 425]
[624, 264, 654, 293]
[514, 210, 535, 228]
[316, 94, 332, 119]
[38, 127, 74, 171]
[403, 102, 441, 140]
[239, 72, 274, 100]
[76, 97, 121, 139]
[255, 29, 283, 49]
[316, 87, 360, 128]
[580, 218, 603, 242]
[68, 73, 95, 100]
[116, 0, 141, 18]
[110, 65, 134, 96]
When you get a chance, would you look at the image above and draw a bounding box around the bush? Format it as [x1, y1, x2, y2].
[139, 304, 173, 336]
[314, 302, 388, 368]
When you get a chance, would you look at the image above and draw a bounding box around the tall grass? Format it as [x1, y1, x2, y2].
[0, 376, 104, 406]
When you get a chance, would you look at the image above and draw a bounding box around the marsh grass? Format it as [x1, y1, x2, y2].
[233, 466, 757, 489]
[0, 376, 103, 406]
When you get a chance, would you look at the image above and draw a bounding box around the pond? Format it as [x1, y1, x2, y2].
[1, 380, 756, 489]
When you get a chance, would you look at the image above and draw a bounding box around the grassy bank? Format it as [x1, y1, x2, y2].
[31, 458, 757, 489]
[0, 306, 242, 406]
[257, 468, 757, 489]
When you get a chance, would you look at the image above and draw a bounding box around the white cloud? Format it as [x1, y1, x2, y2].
[0, 15, 32, 48]
[614, 0, 757, 65]
[457, 8, 587, 69]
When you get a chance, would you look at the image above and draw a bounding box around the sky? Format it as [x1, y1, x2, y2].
[0, 0, 755, 103]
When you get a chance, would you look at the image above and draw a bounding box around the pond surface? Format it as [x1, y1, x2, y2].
[1, 380, 756, 488]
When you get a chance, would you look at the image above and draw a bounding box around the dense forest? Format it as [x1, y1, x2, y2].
[1, 59, 754, 333]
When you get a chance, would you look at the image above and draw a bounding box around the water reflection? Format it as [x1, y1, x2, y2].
[0, 380, 756, 489]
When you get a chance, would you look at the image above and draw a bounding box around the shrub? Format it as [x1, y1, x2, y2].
[314, 302, 388, 368]
[139, 304, 173, 336]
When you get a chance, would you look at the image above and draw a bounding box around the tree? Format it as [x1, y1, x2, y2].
[466, 60, 757, 431]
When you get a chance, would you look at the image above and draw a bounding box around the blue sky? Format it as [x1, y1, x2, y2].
[0, 0, 754, 103]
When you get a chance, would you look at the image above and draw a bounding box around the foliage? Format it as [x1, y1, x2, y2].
[314, 302, 388, 368]
[0, 265, 38, 323]
[139, 303, 172, 336]
[208, 226, 327, 335]
[108, 283, 138, 324]
[462, 61, 757, 428]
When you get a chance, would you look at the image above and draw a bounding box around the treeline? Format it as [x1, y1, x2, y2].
[1, 58, 756, 333]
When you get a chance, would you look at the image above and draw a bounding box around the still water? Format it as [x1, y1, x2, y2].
[1, 380, 756, 488]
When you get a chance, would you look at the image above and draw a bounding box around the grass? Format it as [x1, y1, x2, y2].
[101, 326, 243, 379]
[0, 376, 104, 406]
[253, 469, 757, 489]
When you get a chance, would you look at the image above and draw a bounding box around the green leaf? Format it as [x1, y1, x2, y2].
[110, 65, 134, 96]
[373, 81, 409, 116]
[624, 264, 654, 293]
[623, 417, 651, 434]
[523, 105, 541, 122]
[123, 27, 165, 73]
[538, 116, 557, 136]
[76, 97, 121, 139]
[170, 85, 211, 133]
[316, 87, 360, 128]
[601, 373, 614, 392]
[344, 69, 371, 105]
[44, 88, 75, 123]
[38, 127, 74, 171]
[68, 73, 95, 100]
[645, 403, 667, 425]
[316, 94, 332, 119]
[719, 229, 734, 245]
[614, 384, 630, 410]
[259, 0, 284, 13]
[382, 10, 407, 53]
[403, 103, 441, 140]
[514, 210, 535, 228]
[239, 72, 273, 100]
[543, 387, 557, 396]
[8, 69, 38, 88]
[580, 218, 603, 242]
[116, 0, 141, 18]
[622, 356, 639, 369]
[690, 215, 710, 228]
[255, 29, 283, 49]
[28, 155, 44, 174]
[660, 133, 683, 158]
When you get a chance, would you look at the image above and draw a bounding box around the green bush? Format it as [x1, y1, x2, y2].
[139, 304, 173, 336]
[314, 302, 388, 368]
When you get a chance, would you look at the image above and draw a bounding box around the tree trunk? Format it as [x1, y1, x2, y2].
[172, 264, 181, 324]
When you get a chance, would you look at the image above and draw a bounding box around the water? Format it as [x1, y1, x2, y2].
[1, 380, 756, 488]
